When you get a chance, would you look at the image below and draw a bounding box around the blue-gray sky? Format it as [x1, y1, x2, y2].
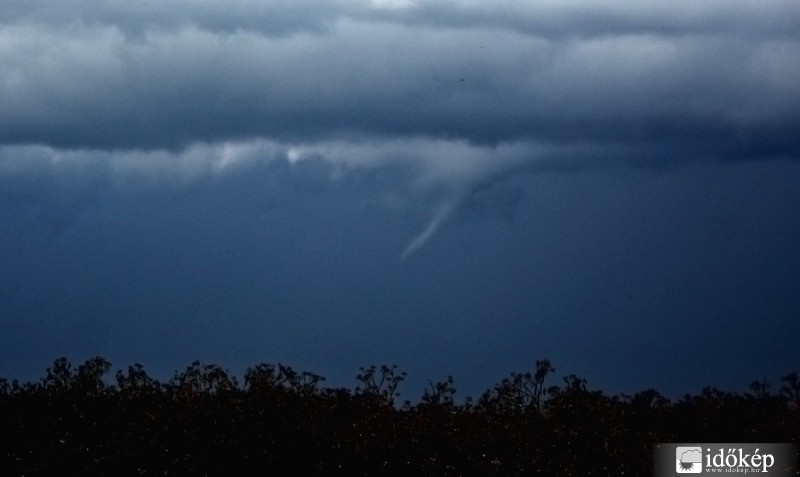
[1, 0, 798, 398]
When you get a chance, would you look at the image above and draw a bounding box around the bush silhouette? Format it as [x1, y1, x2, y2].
[0, 356, 797, 476]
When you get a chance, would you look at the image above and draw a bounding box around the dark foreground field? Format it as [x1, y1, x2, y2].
[1, 357, 798, 476]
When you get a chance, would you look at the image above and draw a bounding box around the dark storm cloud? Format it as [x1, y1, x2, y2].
[1, 0, 799, 163]
[1, 0, 799, 397]
[2, 0, 799, 269]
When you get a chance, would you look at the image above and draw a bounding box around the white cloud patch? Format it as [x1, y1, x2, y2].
[366, 0, 418, 10]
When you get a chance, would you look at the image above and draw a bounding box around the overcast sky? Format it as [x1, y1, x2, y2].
[1, 0, 799, 398]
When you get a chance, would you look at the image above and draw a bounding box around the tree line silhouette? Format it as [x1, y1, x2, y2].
[0, 357, 798, 475]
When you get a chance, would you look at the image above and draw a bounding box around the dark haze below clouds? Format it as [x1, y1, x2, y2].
[0, 153, 798, 398]
[0, 0, 799, 398]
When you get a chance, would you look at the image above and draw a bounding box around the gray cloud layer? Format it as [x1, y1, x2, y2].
[2, 0, 799, 161]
